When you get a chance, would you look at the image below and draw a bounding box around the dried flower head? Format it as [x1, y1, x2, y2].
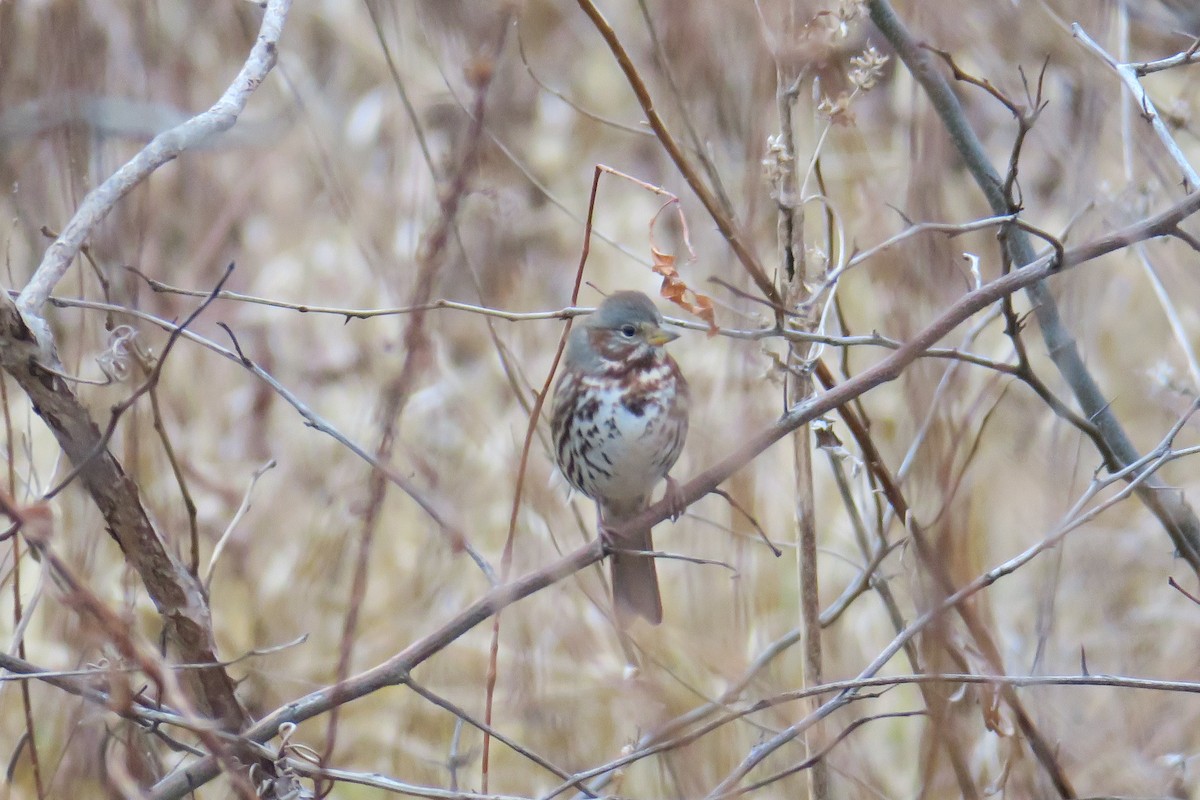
[817, 93, 856, 126]
[762, 133, 794, 196]
[821, 1, 865, 39]
[849, 46, 889, 91]
[96, 325, 145, 382]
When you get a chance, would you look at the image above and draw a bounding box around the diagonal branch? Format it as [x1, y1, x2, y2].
[148, 187, 1200, 799]
[0, 0, 292, 744]
[0, 293, 248, 732]
[574, 0, 780, 306]
[866, 0, 1200, 577]
[1072, 23, 1200, 190]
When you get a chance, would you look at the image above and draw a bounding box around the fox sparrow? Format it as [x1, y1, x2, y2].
[551, 291, 689, 626]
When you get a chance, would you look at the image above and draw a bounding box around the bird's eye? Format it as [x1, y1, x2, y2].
[620, 324, 637, 337]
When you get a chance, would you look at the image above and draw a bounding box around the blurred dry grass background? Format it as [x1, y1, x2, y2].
[3, 0, 1200, 797]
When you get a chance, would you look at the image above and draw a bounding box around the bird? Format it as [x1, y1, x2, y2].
[551, 291, 689, 626]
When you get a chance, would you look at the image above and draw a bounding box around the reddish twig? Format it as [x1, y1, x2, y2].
[575, 0, 780, 307]
[482, 160, 600, 792]
[318, 19, 511, 797]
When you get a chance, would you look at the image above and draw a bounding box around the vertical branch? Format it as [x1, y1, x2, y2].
[319, 17, 510, 795]
[2, 378, 45, 798]
[481, 162, 598, 794]
[772, 6, 827, 796]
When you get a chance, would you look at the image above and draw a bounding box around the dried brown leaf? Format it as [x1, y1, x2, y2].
[651, 247, 718, 336]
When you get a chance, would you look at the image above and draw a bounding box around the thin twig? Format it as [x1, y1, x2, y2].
[1073, 23, 1200, 190]
[705, 416, 1200, 798]
[516, 21, 652, 138]
[869, 0, 1200, 583]
[0, 494, 260, 799]
[635, 0, 736, 216]
[42, 264, 236, 500]
[149, 187, 1200, 799]
[1131, 36, 1200, 75]
[575, 0, 780, 305]
[483, 159, 598, 792]
[203, 460, 276, 593]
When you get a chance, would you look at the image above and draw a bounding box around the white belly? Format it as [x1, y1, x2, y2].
[561, 373, 686, 506]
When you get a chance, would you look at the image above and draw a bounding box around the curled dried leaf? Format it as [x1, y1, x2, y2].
[651, 247, 718, 336]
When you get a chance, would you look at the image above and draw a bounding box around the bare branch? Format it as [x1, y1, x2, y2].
[17, 0, 291, 321]
[574, 0, 779, 305]
[868, 0, 1200, 580]
[149, 187, 1200, 799]
[1073, 23, 1200, 190]
[0, 293, 249, 731]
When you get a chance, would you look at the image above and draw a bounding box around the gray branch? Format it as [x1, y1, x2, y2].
[1072, 23, 1200, 190]
[867, 0, 1200, 574]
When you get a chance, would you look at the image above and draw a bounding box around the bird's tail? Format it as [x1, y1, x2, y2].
[603, 500, 662, 626]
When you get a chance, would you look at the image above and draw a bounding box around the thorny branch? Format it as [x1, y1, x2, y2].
[13, 4, 1200, 797]
[149, 187, 1200, 799]
[868, 0, 1200, 581]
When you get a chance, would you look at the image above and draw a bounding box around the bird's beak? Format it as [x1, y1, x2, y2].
[647, 326, 679, 346]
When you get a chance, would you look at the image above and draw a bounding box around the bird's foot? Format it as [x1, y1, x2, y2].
[664, 476, 687, 522]
[597, 518, 620, 554]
